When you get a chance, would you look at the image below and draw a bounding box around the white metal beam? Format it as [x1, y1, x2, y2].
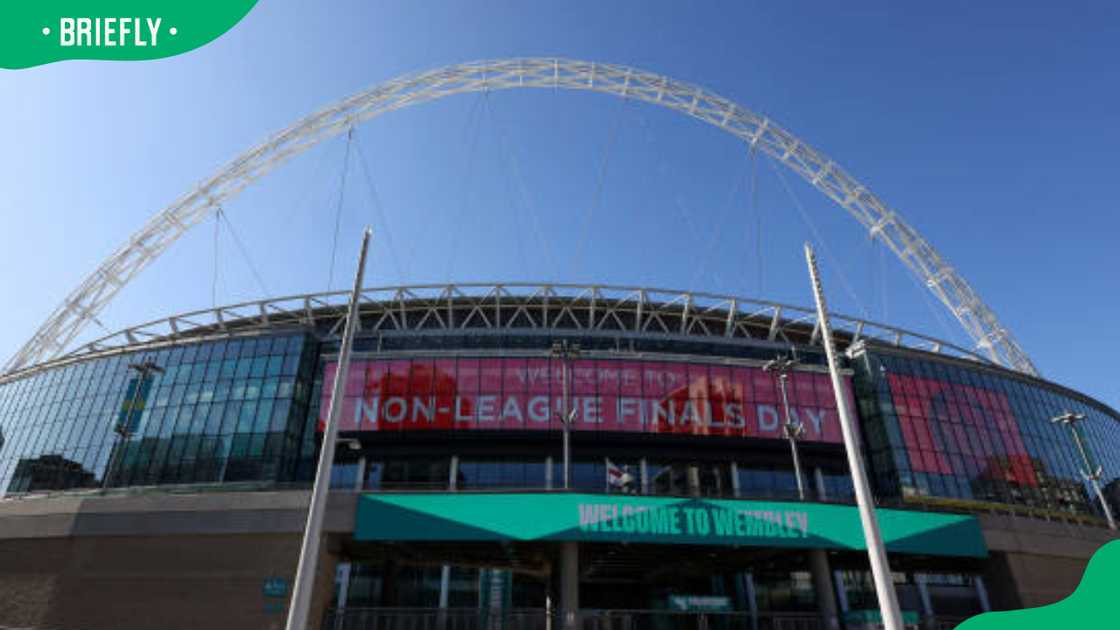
[3, 58, 1038, 376]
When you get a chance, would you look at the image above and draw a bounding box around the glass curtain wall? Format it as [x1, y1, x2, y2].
[0, 333, 317, 495]
[854, 350, 1120, 517]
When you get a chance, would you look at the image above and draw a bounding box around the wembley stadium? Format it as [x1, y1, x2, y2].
[1, 60, 1117, 630]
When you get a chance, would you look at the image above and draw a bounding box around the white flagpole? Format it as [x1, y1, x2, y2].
[285, 228, 373, 630]
[804, 242, 904, 630]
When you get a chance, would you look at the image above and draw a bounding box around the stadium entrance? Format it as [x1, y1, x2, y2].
[322, 492, 990, 628]
[327, 540, 987, 629]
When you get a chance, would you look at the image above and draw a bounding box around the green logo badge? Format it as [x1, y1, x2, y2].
[1, 1, 259, 69]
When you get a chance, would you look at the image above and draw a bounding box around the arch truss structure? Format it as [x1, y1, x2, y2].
[5, 58, 1038, 376]
[0, 283, 996, 385]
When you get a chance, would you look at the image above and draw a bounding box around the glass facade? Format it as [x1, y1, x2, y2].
[855, 350, 1120, 518]
[1, 326, 1118, 524]
[0, 334, 318, 496]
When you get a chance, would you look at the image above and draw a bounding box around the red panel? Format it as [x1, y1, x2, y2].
[479, 359, 503, 394]
[457, 359, 480, 393]
[524, 359, 552, 394]
[321, 359, 849, 444]
[618, 361, 643, 397]
[502, 358, 527, 394]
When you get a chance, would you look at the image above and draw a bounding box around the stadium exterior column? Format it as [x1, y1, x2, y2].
[810, 550, 840, 630]
[833, 570, 850, 614]
[440, 456, 457, 613]
[353, 456, 366, 492]
[916, 573, 936, 629]
[334, 561, 352, 630]
[744, 572, 759, 630]
[975, 577, 991, 612]
[438, 565, 451, 608]
[560, 541, 579, 629]
[640, 458, 649, 494]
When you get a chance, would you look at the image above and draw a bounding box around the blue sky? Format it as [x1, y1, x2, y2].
[1, 1, 1117, 408]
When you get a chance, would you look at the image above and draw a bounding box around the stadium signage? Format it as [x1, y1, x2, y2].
[350, 396, 830, 435]
[356, 493, 988, 557]
[323, 358, 850, 443]
[577, 501, 810, 539]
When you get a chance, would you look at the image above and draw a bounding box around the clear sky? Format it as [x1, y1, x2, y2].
[1, 1, 1117, 408]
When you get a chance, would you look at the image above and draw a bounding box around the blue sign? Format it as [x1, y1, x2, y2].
[263, 576, 289, 599]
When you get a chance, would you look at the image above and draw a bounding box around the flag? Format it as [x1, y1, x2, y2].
[606, 459, 636, 493]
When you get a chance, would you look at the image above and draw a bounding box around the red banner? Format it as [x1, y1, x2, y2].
[887, 374, 1037, 486]
[320, 358, 851, 443]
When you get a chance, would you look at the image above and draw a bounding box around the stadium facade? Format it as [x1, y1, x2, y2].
[0, 283, 1116, 630]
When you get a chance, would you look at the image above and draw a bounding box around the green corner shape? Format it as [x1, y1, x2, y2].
[958, 539, 1120, 629]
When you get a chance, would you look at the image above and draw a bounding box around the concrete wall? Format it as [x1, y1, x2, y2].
[978, 513, 1116, 610]
[0, 490, 356, 630]
[2, 490, 1116, 627]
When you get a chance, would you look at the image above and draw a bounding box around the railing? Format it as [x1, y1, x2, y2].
[323, 607, 548, 630]
[929, 617, 969, 630]
[322, 608, 821, 630]
[581, 609, 819, 630]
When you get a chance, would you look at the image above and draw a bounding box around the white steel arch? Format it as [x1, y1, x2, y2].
[5, 58, 1038, 376]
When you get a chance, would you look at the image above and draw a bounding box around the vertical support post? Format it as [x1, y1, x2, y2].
[804, 243, 904, 630]
[562, 352, 571, 490]
[809, 550, 840, 630]
[688, 464, 701, 497]
[833, 570, 850, 613]
[439, 565, 451, 608]
[764, 356, 807, 500]
[545, 456, 554, 490]
[1051, 411, 1117, 530]
[560, 541, 580, 629]
[285, 228, 373, 630]
[974, 576, 991, 612]
[552, 341, 581, 490]
[915, 573, 934, 629]
[781, 373, 806, 500]
[640, 458, 650, 495]
[441, 453, 457, 620]
[438, 564, 451, 630]
[333, 562, 352, 630]
[730, 462, 741, 498]
[744, 571, 759, 630]
[815, 467, 827, 501]
[353, 456, 366, 492]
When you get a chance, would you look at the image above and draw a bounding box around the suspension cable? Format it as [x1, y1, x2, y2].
[766, 156, 870, 319]
[327, 127, 355, 291]
[218, 206, 270, 299]
[665, 194, 718, 289]
[480, 94, 529, 278]
[444, 91, 487, 283]
[572, 97, 627, 279]
[483, 93, 558, 279]
[688, 150, 753, 291]
[212, 210, 221, 309]
[751, 145, 762, 296]
[352, 134, 406, 284]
